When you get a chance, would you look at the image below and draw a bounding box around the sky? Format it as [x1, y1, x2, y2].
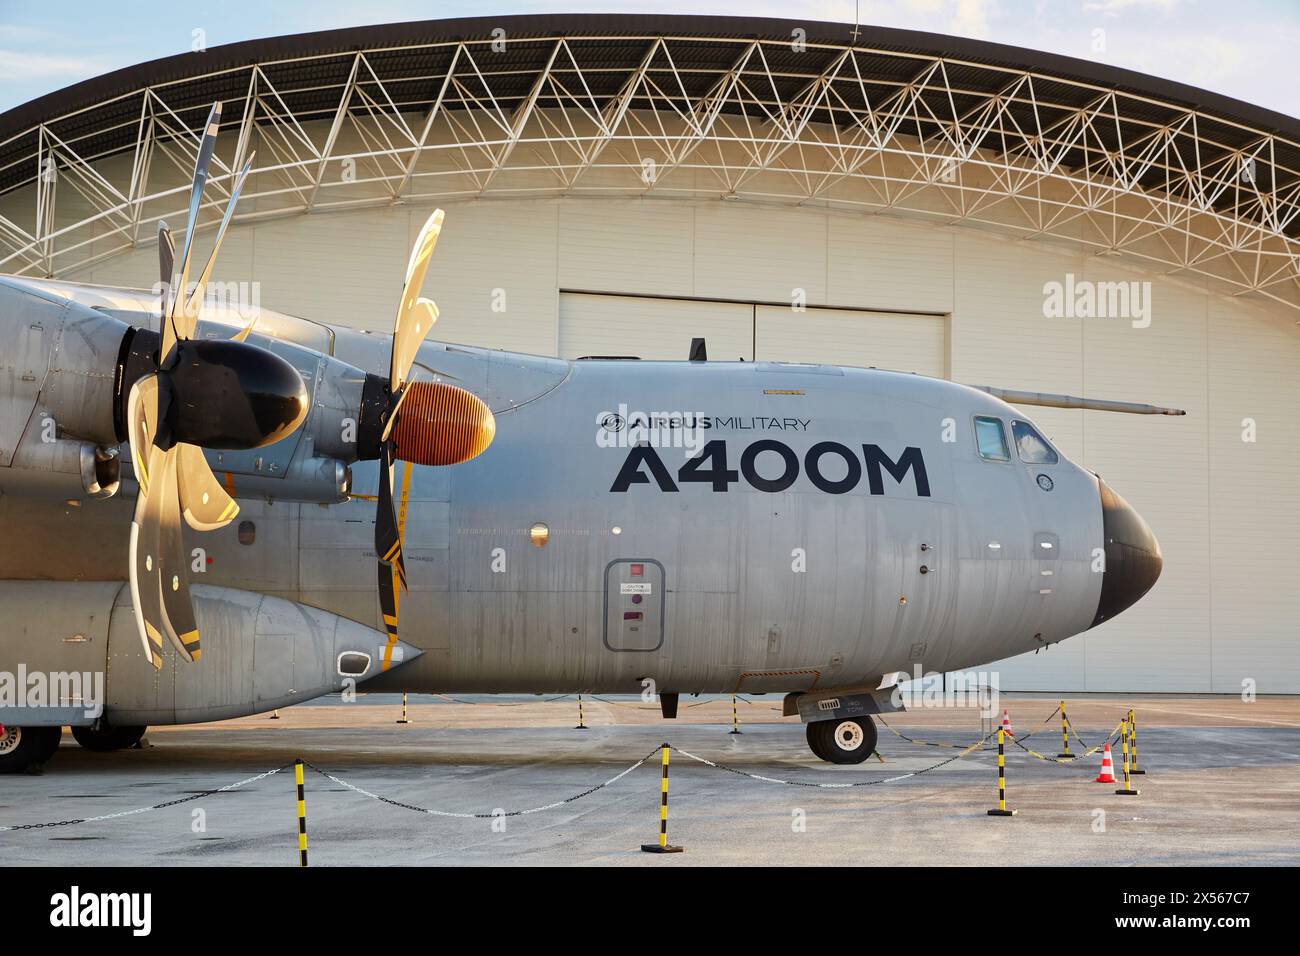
[0, 0, 1296, 118]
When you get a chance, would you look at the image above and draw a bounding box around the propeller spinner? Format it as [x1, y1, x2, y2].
[126, 103, 308, 668]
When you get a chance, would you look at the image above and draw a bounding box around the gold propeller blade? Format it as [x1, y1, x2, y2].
[126, 378, 205, 667]
[155, 447, 201, 663]
[126, 375, 161, 498]
[390, 210, 443, 392]
[127, 444, 168, 673]
[177, 442, 239, 531]
[231, 315, 257, 342]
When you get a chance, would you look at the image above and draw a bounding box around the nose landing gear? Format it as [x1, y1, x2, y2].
[807, 715, 879, 764]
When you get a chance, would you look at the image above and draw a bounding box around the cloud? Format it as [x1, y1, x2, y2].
[949, 0, 998, 38]
[0, 50, 112, 82]
[1082, 0, 1182, 14]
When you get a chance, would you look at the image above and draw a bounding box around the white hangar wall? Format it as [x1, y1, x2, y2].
[62, 195, 1300, 694]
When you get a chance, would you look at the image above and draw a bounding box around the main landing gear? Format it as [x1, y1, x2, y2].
[0, 724, 62, 774]
[0, 720, 150, 773]
[806, 715, 879, 764]
[70, 722, 147, 752]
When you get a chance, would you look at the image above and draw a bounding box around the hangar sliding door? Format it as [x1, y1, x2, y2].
[559, 292, 753, 361]
[558, 294, 946, 376]
[755, 305, 947, 378]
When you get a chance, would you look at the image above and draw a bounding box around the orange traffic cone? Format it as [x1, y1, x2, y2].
[1094, 744, 1117, 783]
[1000, 709, 1014, 737]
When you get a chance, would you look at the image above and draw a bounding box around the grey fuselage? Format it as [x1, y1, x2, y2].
[0, 277, 1158, 713]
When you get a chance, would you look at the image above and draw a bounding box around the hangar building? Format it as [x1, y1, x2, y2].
[1, 14, 1296, 691]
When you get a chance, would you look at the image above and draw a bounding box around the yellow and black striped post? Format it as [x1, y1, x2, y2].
[729, 694, 742, 735]
[396, 692, 409, 724]
[1057, 700, 1072, 758]
[1128, 708, 1145, 774]
[987, 728, 1017, 816]
[641, 743, 684, 853]
[575, 694, 588, 730]
[294, 759, 309, 866]
[270, 709, 280, 720]
[1115, 718, 1141, 795]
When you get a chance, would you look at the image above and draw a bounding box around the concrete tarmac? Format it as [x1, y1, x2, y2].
[2, 695, 1297, 866]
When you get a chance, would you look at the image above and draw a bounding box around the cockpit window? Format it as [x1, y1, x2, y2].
[973, 416, 1010, 461]
[1011, 420, 1059, 464]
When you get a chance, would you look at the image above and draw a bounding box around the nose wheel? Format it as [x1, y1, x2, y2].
[807, 716, 879, 764]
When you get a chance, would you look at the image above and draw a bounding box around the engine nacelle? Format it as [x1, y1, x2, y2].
[0, 581, 419, 727]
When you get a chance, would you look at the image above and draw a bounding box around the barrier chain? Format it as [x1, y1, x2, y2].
[0, 765, 287, 832]
[0, 706, 1147, 840]
[878, 704, 1059, 751]
[1010, 720, 1125, 763]
[301, 749, 658, 819]
[670, 731, 992, 789]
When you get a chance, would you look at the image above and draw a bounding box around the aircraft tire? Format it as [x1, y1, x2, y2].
[71, 722, 147, 752]
[805, 721, 831, 761]
[0, 725, 63, 774]
[806, 716, 878, 764]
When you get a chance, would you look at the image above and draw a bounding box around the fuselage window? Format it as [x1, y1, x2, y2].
[973, 416, 1010, 461]
[1011, 420, 1059, 465]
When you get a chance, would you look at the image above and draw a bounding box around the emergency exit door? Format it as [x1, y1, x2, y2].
[603, 559, 665, 651]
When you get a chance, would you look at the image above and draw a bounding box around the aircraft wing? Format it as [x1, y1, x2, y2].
[970, 385, 1186, 416]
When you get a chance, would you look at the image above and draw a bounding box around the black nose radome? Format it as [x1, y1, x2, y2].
[1090, 479, 1163, 628]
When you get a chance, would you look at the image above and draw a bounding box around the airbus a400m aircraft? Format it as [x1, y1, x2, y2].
[0, 104, 1175, 772]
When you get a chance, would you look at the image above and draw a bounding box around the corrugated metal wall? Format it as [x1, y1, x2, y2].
[71, 196, 1300, 692]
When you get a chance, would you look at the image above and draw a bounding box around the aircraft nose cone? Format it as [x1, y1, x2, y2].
[1090, 479, 1163, 628]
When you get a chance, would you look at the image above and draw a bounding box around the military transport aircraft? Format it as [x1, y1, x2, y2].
[0, 104, 1175, 772]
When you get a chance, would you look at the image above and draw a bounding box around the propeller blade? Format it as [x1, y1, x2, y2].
[155, 448, 202, 663]
[379, 379, 414, 445]
[126, 375, 162, 497]
[158, 221, 175, 313]
[128, 440, 170, 672]
[390, 210, 444, 391]
[389, 298, 439, 401]
[163, 101, 223, 361]
[184, 155, 254, 320]
[378, 559, 400, 650]
[231, 315, 257, 342]
[375, 444, 404, 578]
[177, 442, 239, 531]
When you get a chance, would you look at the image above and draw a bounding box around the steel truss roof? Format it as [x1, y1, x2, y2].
[0, 14, 1296, 313]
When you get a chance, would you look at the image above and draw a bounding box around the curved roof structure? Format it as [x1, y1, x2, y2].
[1, 13, 1296, 310]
